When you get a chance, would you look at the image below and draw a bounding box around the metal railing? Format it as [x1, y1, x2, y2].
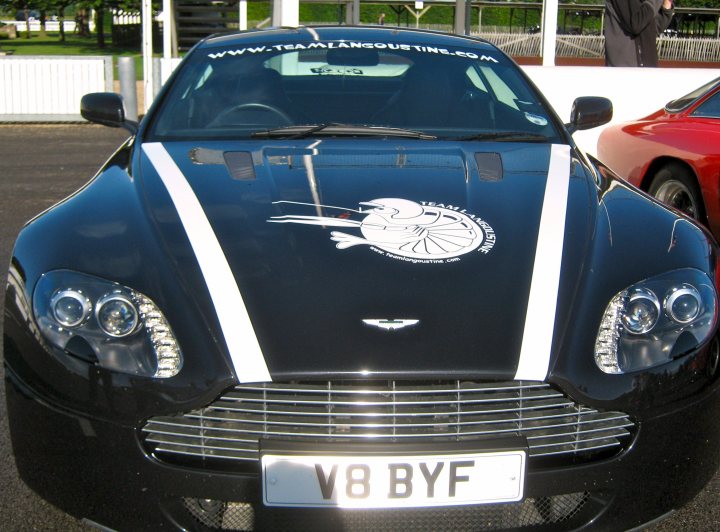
[658, 36, 720, 62]
[477, 33, 720, 61]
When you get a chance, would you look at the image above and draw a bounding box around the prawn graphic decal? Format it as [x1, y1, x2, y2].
[268, 198, 496, 263]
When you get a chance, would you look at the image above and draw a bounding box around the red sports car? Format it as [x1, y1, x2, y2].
[598, 76, 720, 237]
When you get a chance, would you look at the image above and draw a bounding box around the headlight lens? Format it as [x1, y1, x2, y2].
[595, 268, 717, 374]
[33, 270, 182, 378]
[622, 287, 660, 334]
[96, 292, 139, 337]
[665, 284, 701, 324]
[50, 289, 92, 328]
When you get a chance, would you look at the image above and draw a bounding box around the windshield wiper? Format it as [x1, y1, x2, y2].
[251, 124, 436, 140]
[455, 131, 551, 142]
[252, 122, 340, 139]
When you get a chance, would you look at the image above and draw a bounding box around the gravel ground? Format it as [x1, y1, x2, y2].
[0, 124, 719, 531]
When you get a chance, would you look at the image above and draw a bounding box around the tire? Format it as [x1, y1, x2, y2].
[648, 163, 706, 224]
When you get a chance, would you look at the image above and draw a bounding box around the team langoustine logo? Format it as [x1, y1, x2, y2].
[268, 198, 496, 264]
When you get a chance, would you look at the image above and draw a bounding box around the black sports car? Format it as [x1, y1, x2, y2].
[4, 26, 720, 531]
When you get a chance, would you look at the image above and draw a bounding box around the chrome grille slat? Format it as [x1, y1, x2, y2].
[190, 404, 620, 420]
[527, 427, 633, 443]
[226, 383, 552, 395]
[532, 441, 623, 457]
[146, 436, 255, 452]
[151, 436, 627, 460]
[153, 446, 257, 461]
[144, 421, 632, 440]
[145, 428, 258, 444]
[180, 411, 627, 431]
[215, 396, 565, 407]
[141, 380, 634, 465]
[203, 399, 575, 417]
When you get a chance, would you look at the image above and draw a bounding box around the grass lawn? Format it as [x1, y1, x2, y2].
[0, 33, 149, 78]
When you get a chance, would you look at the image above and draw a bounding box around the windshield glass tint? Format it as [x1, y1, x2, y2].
[148, 41, 561, 141]
[666, 76, 720, 113]
[690, 90, 720, 119]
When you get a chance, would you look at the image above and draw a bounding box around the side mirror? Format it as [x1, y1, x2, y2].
[80, 92, 138, 134]
[566, 96, 613, 134]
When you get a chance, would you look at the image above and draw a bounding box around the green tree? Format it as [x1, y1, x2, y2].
[0, 0, 32, 38]
[33, 0, 55, 37]
[77, 0, 141, 48]
[51, 0, 73, 41]
[75, 0, 105, 46]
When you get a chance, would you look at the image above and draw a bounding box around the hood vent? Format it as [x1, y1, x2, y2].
[475, 152, 503, 181]
[223, 152, 256, 180]
[188, 148, 256, 181]
[189, 147, 224, 164]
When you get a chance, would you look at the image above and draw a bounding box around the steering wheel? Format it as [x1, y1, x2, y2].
[208, 103, 293, 127]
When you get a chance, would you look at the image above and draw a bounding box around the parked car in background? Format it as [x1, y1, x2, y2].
[14, 9, 39, 21]
[4, 26, 720, 531]
[598, 76, 720, 237]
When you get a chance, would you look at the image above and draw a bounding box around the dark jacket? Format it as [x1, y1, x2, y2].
[604, 0, 674, 67]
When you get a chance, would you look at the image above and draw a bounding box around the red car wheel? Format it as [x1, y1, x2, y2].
[648, 163, 706, 224]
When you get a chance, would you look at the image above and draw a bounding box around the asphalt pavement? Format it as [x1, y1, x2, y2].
[0, 124, 128, 532]
[0, 124, 719, 531]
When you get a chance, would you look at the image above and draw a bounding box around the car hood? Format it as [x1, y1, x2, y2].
[139, 140, 592, 382]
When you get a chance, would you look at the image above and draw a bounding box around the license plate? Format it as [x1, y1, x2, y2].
[262, 450, 526, 508]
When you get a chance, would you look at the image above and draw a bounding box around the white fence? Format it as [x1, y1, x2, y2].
[2, 20, 89, 33]
[112, 10, 141, 25]
[0, 56, 113, 121]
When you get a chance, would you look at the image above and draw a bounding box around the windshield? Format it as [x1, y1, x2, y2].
[665, 76, 720, 113]
[148, 40, 562, 142]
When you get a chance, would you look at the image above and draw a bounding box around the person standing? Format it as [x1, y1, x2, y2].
[604, 0, 674, 67]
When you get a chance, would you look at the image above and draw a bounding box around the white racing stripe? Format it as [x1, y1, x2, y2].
[514, 144, 571, 381]
[143, 142, 272, 383]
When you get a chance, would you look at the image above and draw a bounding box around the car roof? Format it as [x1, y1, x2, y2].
[201, 25, 500, 54]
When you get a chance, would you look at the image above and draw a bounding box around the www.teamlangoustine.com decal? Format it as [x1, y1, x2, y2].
[268, 198, 495, 264]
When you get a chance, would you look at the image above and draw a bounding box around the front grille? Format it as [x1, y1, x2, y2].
[183, 492, 592, 531]
[142, 380, 634, 468]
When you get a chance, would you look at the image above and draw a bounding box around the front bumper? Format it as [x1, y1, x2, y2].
[6, 366, 720, 532]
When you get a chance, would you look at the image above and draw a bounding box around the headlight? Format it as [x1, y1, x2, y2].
[595, 268, 717, 374]
[622, 287, 660, 334]
[96, 292, 139, 337]
[665, 284, 701, 324]
[50, 289, 92, 328]
[33, 270, 182, 378]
